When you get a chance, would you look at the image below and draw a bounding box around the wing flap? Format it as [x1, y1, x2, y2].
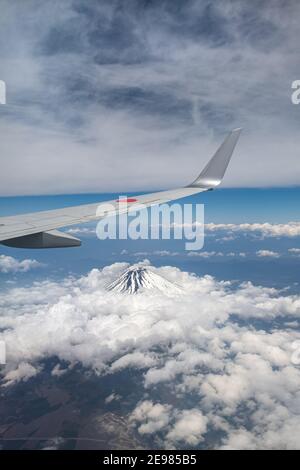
[2, 229, 81, 248]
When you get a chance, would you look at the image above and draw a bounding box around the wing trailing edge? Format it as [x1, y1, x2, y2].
[1, 229, 81, 249]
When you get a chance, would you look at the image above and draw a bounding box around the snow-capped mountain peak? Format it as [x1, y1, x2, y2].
[106, 265, 182, 294]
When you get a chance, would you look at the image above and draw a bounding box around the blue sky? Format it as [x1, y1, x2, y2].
[1, 188, 300, 291]
[0, 187, 299, 222]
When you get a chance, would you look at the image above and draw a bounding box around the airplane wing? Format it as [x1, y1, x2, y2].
[0, 128, 242, 248]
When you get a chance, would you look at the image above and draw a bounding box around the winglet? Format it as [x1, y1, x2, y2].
[188, 128, 242, 189]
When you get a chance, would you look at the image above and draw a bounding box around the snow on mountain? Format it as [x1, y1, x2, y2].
[106, 265, 182, 295]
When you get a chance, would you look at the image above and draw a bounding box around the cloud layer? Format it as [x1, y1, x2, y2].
[69, 221, 300, 239]
[0, 0, 300, 195]
[1, 261, 300, 449]
[205, 222, 300, 238]
[0, 254, 43, 273]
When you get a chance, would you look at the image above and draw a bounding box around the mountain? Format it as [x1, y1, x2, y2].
[106, 265, 182, 295]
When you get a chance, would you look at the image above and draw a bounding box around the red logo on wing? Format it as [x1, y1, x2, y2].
[116, 198, 137, 203]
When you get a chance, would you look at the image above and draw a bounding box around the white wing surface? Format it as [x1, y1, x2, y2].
[0, 129, 241, 248]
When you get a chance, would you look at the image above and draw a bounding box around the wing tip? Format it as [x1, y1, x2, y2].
[188, 127, 242, 189]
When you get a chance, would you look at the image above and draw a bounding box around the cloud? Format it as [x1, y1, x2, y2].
[166, 409, 208, 447]
[66, 227, 96, 236]
[51, 363, 70, 377]
[129, 402, 208, 447]
[110, 352, 157, 372]
[2, 362, 40, 387]
[1, 261, 300, 448]
[133, 250, 246, 259]
[187, 250, 246, 258]
[205, 222, 300, 238]
[187, 251, 224, 258]
[256, 250, 280, 258]
[289, 248, 300, 255]
[0, 255, 43, 273]
[105, 393, 121, 404]
[0, 1, 300, 195]
[62, 220, 300, 244]
[129, 401, 172, 435]
[133, 250, 180, 258]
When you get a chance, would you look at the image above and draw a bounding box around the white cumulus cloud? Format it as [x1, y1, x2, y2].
[289, 248, 300, 255]
[205, 222, 300, 238]
[0, 262, 300, 449]
[166, 409, 208, 447]
[0, 255, 43, 273]
[256, 250, 280, 258]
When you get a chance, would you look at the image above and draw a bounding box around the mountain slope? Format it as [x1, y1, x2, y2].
[106, 266, 182, 295]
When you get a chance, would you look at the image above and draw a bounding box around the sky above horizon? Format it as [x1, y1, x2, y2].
[0, 0, 300, 195]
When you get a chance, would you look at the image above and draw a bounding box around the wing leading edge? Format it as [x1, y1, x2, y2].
[0, 128, 242, 248]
